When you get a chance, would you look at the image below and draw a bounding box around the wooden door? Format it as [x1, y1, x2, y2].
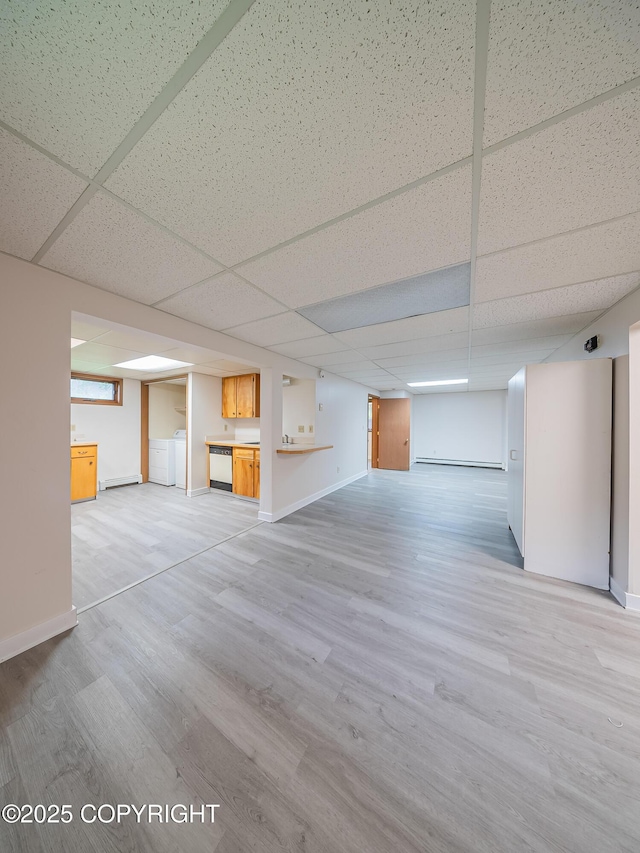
[377, 398, 410, 470]
[253, 450, 260, 500]
[71, 455, 96, 501]
[222, 376, 237, 417]
[233, 448, 254, 497]
[236, 374, 256, 418]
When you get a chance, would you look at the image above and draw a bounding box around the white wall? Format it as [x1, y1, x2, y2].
[282, 379, 316, 443]
[71, 378, 141, 484]
[260, 370, 369, 522]
[412, 390, 507, 468]
[0, 253, 374, 655]
[610, 355, 629, 592]
[148, 382, 186, 439]
[188, 373, 226, 495]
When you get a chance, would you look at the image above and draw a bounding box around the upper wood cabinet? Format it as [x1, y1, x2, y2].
[221, 373, 260, 418]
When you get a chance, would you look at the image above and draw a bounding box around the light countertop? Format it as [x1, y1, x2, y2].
[71, 442, 98, 447]
[205, 440, 260, 449]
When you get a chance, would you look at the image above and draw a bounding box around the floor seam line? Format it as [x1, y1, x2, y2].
[76, 519, 264, 614]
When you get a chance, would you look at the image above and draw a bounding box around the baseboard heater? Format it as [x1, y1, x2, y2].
[415, 457, 503, 470]
[99, 474, 143, 491]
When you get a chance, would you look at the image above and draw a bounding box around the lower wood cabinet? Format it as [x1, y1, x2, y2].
[232, 447, 260, 499]
[71, 444, 98, 502]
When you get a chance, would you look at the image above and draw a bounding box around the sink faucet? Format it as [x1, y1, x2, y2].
[284, 434, 289, 444]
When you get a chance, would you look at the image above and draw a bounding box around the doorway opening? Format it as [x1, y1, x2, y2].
[368, 395, 380, 468]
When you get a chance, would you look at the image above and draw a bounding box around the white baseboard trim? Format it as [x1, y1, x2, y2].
[415, 458, 502, 469]
[258, 470, 368, 523]
[609, 576, 640, 611]
[187, 486, 210, 497]
[99, 474, 142, 491]
[0, 606, 78, 663]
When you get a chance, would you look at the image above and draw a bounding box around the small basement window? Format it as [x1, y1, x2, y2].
[71, 373, 123, 406]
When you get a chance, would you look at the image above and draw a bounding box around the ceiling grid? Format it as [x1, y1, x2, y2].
[1, 0, 639, 391]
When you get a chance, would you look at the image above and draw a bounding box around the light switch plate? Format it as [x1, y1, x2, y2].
[298, 425, 305, 432]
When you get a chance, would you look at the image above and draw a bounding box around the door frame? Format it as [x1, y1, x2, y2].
[140, 374, 189, 489]
[368, 395, 380, 469]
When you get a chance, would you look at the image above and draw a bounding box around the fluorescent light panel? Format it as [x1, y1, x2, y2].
[114, 355, 194, 371]
[407, 378, 468, 387]
[70, 338, 86, 348]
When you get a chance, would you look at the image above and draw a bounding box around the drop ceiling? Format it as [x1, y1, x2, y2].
[1, 0, 639, 394]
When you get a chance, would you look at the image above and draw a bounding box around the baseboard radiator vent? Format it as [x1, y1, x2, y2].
[415, 457, 503, 470]
[99, 474, 143, 491]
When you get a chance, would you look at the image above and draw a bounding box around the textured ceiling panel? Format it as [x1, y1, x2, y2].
[70, 343, 147, 366]
[91, 330, 179, 354]
[471, 316, 599, 345]
[358, 333, 470, 361]
[0, 128, 86, 259]
[471, 336, 573, 356]
[0, 0, 228, 175]
[374, 349, 470, 368]
[391, 362, 470, 379]
[41, 192, 221, 304]
[268, 336, 350, 359]
[476, 212, 640, 302]
[478, 88, 640, 256]
[333, 307, 469, 349]
[484, 0, 640, 146]
[298, 263, 470, 333]
[328, 361, 380, 375]
[70, 319, 110, 342]
[298, 350, 367, 367]
[470, 349, 556, 367]
[157, 271, 284, 331]
[473, 273, 640, 329]
[305, 358, 373, 372]
[106, 0, 474, 264]
[222, 312, 325, 347]
[236, 165, 472, 305]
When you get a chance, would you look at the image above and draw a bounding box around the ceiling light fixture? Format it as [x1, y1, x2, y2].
[114, 356, 194, 371]
[70, 338, 86, 348]
[407, 378, 468, 387]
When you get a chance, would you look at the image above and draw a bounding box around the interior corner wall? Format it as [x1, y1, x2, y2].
[148, 382, 186, 439]
[1, 264, 73, 644]
[187, 373, 224, 495]
[628, 325, 640, 598]
[610, 355, 630, 593]
[412, 390, 507, 468]
[72, 378, 141, 483]
[268, 372, 369, 521]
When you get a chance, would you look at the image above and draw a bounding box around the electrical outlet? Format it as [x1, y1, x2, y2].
[309, 425, 314, 433]
[224, 424, 228, 431]
[70, 424, 76, 432]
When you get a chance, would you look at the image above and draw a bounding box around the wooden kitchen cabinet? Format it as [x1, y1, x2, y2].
[232, 447, 256, 498]
[221, 373, 260, 418]
[253, 450, 260, 500]
[71, 444, 98, 502]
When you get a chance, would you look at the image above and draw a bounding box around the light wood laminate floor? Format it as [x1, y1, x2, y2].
[72, 483, 260, 608]
[3, 464, 640, 852]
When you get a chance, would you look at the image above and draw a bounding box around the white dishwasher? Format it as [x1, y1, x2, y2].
[148, 438, 176, 486]
[209, 445, 233, 492]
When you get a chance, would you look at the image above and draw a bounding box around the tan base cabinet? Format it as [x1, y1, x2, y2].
[222, 373, 260, 418]
[232, 447, 260, 498]
[71, 444, 98, 502]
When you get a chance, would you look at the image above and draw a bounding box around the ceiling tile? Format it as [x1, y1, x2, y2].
[358, 332, 470, 360]
[478, 88, 640, 255]
[236, 165, 472, 306]
[106, 0, 474, 264]
[203, 359, 261, 372]
[157, 271, 284, 331]
[334, 307, 469, 349]
[71, 342, 148, 367]
[476, 212, 640, 302]
[158, 348, 225, 365]
[88, 330, 180, 354]
[484, 1, 640, 146]
[391, 362, 470, 379]
[268, 335, 348, 359]
[307, 359, 373, 372]
[374, 348, 470, 368]
[473, 273, 640, 329]
[70, 319, 110, 342]
[472, 317, 598, 345]
[41, 192, 221, 304]
[471, 336, 572, 357]
[222, 312, 325, 347]
[470, 349, 555, 367]
[298, 263, 470, 332]
[298, 351, 366, 367]
[0, 0, 228, 175]
[0, 128, 87, 259]
[328, 361, 381, 375]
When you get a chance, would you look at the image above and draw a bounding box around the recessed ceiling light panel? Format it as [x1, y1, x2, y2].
[114, 356, 194, 371]
[407, 378, 468, 387]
